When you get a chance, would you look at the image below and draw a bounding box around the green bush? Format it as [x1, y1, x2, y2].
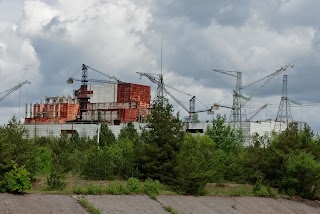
[73, 185, 86, 194]
[252, 182, 274, 197]
[46, 165, 66, 191]
[34, 147, 52, 175]
[143, 178, 160, 197]
[126, 177, 141, 193]
[279, 152, 320, 199]
[174, 176, 206, 195]
[4, 164, 31, 193]
[106, 181, 127, 195]
[87, 183, 104, 195]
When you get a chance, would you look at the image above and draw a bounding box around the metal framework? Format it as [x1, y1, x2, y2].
[67, 64, 122, 121]
[0, 80, 31, 102]
[212, 69, 243, 126]
[137, 72, 165, 106]
[137, 72, 211, 120]
[274, 75, 292, 132]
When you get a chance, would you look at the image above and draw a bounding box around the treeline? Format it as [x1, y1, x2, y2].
[1, 102, 320, 199]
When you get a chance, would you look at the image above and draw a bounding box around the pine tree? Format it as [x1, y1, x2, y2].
[99, 123, 116, 146]
[139, 102, 185, 185]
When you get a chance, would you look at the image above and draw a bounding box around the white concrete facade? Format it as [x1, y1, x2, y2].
[24, 122, 147, 139]
[24, 120, 296, 146]
[88, 84, 118, 103]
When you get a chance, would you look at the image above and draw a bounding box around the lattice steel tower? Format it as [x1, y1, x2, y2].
[212, 70, 243, 125]
[275, 75, 292, 132]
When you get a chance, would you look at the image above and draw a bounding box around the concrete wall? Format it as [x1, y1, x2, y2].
[88, 84, 118, 103]
[24, 120, 289, 146]
[24, 122, 148, 139]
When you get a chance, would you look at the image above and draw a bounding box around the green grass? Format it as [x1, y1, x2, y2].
[30, 175, 279, 198]
[163, 205, 179, 214]
[206, 183, 255, 196]
[79, 198, 101, 214]
[206, 183, 279, 197]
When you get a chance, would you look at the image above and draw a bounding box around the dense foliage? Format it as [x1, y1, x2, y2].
[138, 102, 185, 185]
[1, 105, 320, 198]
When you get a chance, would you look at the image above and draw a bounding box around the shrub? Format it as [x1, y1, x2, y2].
[106, 181, 127, 195]
[252, 182, 274, 197]
[87, 183, 103, 195]
[4, 164, 31, 193]
[46, 165, 66, 190]
[126, 177, 141, 193]
[73, 185, 86, 194]
[279, 152, 320, 199]
[174, 176, 206, 195]
[144, 178, 160, 197]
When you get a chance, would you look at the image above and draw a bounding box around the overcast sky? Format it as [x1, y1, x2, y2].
[1, 0, 320, 131]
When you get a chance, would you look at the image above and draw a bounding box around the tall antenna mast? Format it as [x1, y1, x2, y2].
[161, 39, 163, 76]
[159, 40, 164, 102]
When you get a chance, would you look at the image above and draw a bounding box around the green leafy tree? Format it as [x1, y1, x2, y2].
[82, 147, 107, 179]
[0, 117, 38, 180]
[34, 147, 52, 175]
[118, 122, 139, 142]
[205, 114, 243, 154]
[139, 102, 185, 185]
[205, 114, 243, 181]
[108, 138, 136, 179]
[235, 135, 271, 184]
[99, 123, 116, 146]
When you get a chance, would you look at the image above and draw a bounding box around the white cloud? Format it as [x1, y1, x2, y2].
[19, 0, 60, 37]
[1, 0, 320, 130]
[0, 22, 39, 88]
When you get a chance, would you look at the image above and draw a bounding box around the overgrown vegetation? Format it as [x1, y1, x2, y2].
[1, 102, 320, 199]
[79, 198, 101, 214]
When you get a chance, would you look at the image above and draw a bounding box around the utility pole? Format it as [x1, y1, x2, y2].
[275, 75, 292, 132]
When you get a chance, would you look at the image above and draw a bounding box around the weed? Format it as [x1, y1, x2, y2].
[79, 198, 101, 214]
[164, 205, 179, 214]
[73, 185, 86, 194]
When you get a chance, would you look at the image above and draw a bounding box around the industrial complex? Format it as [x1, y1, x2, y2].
[24, 64, 151, 125]
[13, 63, 303, 145]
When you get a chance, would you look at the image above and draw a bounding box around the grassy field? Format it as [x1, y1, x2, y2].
[30, 174, 279, 197]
